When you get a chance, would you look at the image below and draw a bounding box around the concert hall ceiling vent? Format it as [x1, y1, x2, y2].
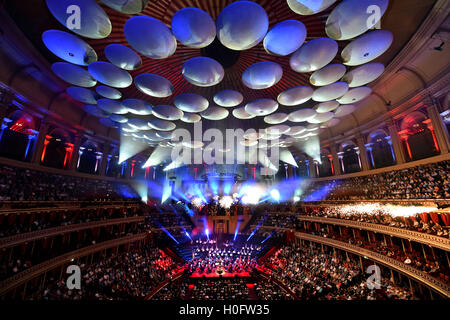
[39, 0, 395, 150]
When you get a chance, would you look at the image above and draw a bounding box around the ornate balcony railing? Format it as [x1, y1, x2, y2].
[254, 213, 450, 252]
[0, 216, 145, 249]
[0, 233, 147, 296]
[296, 216, 450, 252]
[294, 232, 450, 298]
[0, 202, 140, 212]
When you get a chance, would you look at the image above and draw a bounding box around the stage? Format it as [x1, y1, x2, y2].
[190, 271, 252, 278]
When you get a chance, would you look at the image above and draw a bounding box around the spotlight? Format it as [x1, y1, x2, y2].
[191, 197, 204, 208]
[233, 222, 240, 241]
[270, 189, 280, 202]
[219, 196, 233, 209]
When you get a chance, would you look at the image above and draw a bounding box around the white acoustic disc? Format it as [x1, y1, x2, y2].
[314, 100, 340, 113]
[183, 141, 204, 149]
[124, 16, 177, 59]
[213, 90, 244, 107]
[52, 62, 97, 87]
[200, 106, 229, 120]
[322, 118, 341, 127]
[46, 0, 111, 39]
[109, 114, 128, 123]
[182, 57, 224, 87]
[88, 61, 132, 88]
[134, 73, 174, 98]
[174, 93, 209, 113]
[243, 132, 263, 140]
[240, 140, 259, 147]
[261, 133, 281, 141]
[342, 63, 385, 87]
[152, 105, 183, 121]
[216, 1, 268, 51]
[287, 0, 337, 15]
[171, 7, 216, 48]
[245, 99, 279, 116]
[148, 119, 176, 131]
[312, 82, 349, 102]
[242, 61, 283, 90]
[67, 87, 98, 104]
[337, 87, 372, 104]
[326, 0, 389, 40]
[180, 113, 202, 123]
[290, 38, 338, 73]
[307, 112, 334, 123]
[265, 125, 290, 135]
[334, 104, 356, 117]
[288, 108, 317, 122]
[105, 44, 142, 71]
[43, 30, 97, 66]
[310, 64, 346, 86]
[123, 99, 152, 115]
[144, 131, 165, 142]
[263, 20, 307, 56]
[341, 30, 393, 66]
[233, 107, 256, 119]
[96, 86, 122, 100]
[277, 86, 313, 106]
[264, 113, 288, 124]
[286, 125, 306, 136]
[306, 124, 319, 131]
[101, 0, 149, 14]
[156, 131, 175, 140]
[97, 99, 128, 114]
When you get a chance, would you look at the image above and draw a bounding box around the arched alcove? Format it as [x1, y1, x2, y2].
[295, 154, 309, 178]
[340, 141, 361, 174]
[0, 110, 37, 161]
[318, 148, 332, 177]
[78, 141, 100, 174]
[400, 111, 439, 161]
[42, 128, 73, 169]
[367, 129, 395, 168]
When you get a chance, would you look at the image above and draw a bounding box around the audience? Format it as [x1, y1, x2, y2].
[31, 246, 179, 300]
[0, 164, 139, 202]
[304, 160, 449, 200]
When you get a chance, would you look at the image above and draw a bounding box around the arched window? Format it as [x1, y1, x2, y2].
[367, 129, 395, 169]
[106, 153, 120, 178]
[318, 149, 333, 177]
[130, 157, 145, 179]
[399, 111, 439, 161]
[78, 142, 100, 174]
[340, 141, 361, 173]
[296, 154, 309, 177]
[0, 110, 37, 161]
[41, 128, 73, 169]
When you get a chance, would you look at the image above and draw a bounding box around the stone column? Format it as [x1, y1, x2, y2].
[365, 143, 375, 168]
[386, 119, 405, 164]
[426, 104, 449, 154]
[330, 144, 342, 176]
[99, 143, 110, 176]
[0, 89, 14, 145]
[306, 156, 316, 178]
[356, 135, 370, 171]
[69, 134, 82, 171]
[31, 119, 51, 164]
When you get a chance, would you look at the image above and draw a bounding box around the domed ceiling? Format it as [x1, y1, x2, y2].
[3, 0, 437, 153]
